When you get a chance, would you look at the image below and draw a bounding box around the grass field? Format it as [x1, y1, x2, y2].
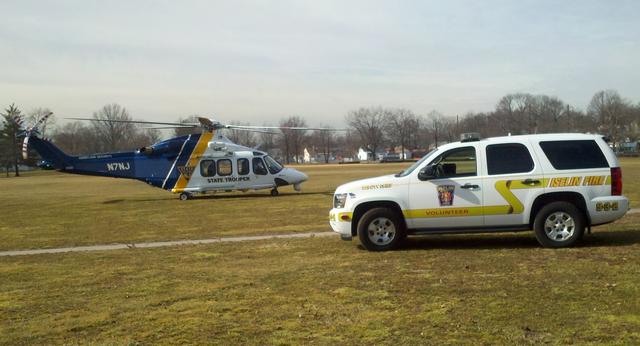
[1, 160, 639, 344]
[0, 163, 407, 251]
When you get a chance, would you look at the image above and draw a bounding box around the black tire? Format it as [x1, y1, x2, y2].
[533, 201, 585, 248]
[179, 192, 191, 201]
[270, 188, 279, 197]
[357, 207, 405, 251]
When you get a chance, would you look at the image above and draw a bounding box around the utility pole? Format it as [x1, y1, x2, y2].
[434, 118, 439, 149]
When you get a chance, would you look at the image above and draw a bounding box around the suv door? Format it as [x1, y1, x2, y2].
[407, 145, 484, 229]
[481, 141, 544, 227]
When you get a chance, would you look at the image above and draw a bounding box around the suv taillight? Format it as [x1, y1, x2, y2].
[611, 167, 622, 196]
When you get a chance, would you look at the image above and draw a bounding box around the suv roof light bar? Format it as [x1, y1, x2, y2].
[460, 133, 481, 142]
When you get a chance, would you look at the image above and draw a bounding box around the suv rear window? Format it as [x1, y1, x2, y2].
[487, 143, 534, 175]
[539, 140, 609, 170]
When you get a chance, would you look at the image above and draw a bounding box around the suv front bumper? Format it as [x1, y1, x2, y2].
[329, 208, 353, 240]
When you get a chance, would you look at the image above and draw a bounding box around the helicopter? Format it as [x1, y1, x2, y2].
[21, 115, 337, 200]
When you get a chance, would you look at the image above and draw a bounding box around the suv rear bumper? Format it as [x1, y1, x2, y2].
[588, 196, 629, 225]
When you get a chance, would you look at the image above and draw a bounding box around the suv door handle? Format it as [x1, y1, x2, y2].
[522, 179, 541, 185]
[461, 183, 480, 190]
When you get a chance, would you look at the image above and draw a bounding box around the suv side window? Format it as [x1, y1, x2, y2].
[487, 143, 534, 175]
[431, 146, 477, 178]
[539, 140, 608, 170]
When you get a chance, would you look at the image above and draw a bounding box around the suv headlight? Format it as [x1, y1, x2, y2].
[334, 193, 348, 208]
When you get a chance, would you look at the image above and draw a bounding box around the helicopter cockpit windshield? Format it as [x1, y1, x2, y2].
[264, 155, 283, 174]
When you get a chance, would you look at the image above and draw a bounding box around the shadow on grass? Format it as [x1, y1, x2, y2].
[101, 191, 334, 203]
[355, 229, 640, 251]
[397, 233, 539, 251]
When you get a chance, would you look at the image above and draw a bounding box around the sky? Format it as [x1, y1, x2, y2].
[1, 0, 639, 127]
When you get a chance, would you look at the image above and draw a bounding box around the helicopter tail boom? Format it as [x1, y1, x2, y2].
[27, 133, 214, 191]
[27, 136, 75, 170]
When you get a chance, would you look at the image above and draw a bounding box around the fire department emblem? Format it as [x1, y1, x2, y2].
[177, 166, 195, 180]
[437, 185, 455, 206]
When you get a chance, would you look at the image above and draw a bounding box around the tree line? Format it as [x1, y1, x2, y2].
[2, 89, 640, 176]
[347, 90, 640, 159]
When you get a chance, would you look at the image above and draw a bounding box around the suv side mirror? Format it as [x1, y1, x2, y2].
[418, 165, 436, 181]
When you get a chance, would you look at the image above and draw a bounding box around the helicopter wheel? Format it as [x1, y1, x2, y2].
[270, 188, 279, 197]
[179, 192, 192, 201]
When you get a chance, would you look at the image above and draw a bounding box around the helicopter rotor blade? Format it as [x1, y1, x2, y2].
[223, 127, 279, 135]
[66, 117, 198, 127]
[66, 116, 346, 133]
[140, 125, 200, 130]
[225, 124, 348, 131]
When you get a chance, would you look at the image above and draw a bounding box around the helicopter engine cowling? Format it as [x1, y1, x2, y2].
[139, 146, 153, 155]
[139, 138, 187, 156]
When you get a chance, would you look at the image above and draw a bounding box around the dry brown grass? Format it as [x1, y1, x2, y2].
[0, 163, 407, 251]
[0, 160, 639, 344]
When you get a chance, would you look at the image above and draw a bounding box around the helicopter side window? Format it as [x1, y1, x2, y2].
[252, 157, 268, 175]
[217, 159, 232, 176]
[264, 156, 283, 174]
[238, 158, 250, 175]
[200, 160, 216, 177]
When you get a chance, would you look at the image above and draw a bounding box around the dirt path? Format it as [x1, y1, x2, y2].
[0, 232, 334, 257]
[2, 208, 638, 257]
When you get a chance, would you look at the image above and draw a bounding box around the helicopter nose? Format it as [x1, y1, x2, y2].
[284, 168, 306, 183]
[292, 169, 308, 183]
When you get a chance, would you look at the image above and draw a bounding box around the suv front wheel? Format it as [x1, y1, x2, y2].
[533, 201, 585, 248]
[357, 208, 404, 251]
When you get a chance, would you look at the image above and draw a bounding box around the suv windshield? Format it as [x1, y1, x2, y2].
[264, 155, 283, 174]
[396, 149, 437, 177]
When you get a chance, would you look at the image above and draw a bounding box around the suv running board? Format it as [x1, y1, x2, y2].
[409, 225, 531, 235]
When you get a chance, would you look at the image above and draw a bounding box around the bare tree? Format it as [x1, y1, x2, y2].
[92, 103, 137, 152]
[279, 116, 308, 163]
[145, 128, 162, 144]
[536, 95, 565, 133]
[384, 108, 416, 159]
[346, 107, 386, 160]
[226, 122, 257, 147]
[53, 122, 98, 155]
[339, 129, 360, 161]
[26, 108, 56, 138]
[258, 124, 277, 153]
[494, 93, 537, 135]
[174, 115, 200, 137]
[311, 126, 335, 163]
[427, 110, 447, 148]
[129, 128, 161, 149]
[588, 90, 630, 145]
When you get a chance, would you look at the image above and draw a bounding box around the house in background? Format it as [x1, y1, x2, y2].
[357, 148, 382, 161]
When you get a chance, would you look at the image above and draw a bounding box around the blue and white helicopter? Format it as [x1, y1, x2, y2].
[22, 115, 328, 200]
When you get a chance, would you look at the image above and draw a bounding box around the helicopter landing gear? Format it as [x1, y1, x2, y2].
[270, 188, 279, 197]
[179, 192, 192, 201]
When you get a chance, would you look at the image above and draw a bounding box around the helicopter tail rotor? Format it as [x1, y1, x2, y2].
[21, 111, 53, 160]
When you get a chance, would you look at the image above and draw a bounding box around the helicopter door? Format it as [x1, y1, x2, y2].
[236, 158, 252, 189]
[251, 157, 273, 189]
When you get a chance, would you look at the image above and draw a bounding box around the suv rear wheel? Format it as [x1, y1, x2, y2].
[357, 207, 404, 251]
[533, 201, 585, 248]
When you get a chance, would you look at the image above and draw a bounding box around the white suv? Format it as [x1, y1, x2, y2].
[330, 133, 628, 251]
